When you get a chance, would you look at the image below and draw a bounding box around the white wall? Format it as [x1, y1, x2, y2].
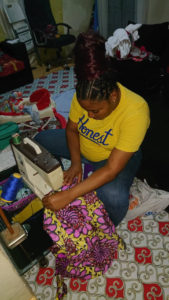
[62, 0, 94, 37]
[136, 0, 169, 24]
[146, 0, 169, 24]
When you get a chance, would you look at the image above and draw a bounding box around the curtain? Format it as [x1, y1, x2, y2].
[97, 0, 169, 39]
[97, 0, 136, 38]
[97, 0, 108, 38]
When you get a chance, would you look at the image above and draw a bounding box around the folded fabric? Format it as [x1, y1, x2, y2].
[0, 121, 19, 150]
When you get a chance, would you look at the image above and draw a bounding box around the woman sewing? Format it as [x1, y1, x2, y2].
[35, 30, 150, 227]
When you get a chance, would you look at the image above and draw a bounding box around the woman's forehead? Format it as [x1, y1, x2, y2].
[78, 99, 108, 110]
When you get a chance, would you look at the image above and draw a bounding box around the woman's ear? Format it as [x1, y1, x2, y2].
[110, 90, 118, 103]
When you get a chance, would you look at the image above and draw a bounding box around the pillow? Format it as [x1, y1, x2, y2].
[0, 49, 25, 77]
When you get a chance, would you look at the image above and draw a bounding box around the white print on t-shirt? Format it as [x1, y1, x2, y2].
[78, 115, 113, 146]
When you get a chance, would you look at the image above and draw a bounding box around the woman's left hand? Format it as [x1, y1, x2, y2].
[42, 190, 72, 211]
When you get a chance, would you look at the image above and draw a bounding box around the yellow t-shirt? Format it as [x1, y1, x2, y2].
[69, 83, 150, 162]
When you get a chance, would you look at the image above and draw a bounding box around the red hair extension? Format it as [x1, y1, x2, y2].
[74, 30, 107, 81]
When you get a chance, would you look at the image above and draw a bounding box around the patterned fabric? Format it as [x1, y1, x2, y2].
[0, 67, 76, 100]
[43, 184, 124, 299]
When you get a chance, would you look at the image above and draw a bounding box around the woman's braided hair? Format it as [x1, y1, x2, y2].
[74, 30, 118, 101]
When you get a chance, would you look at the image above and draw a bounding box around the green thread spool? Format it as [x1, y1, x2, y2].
[12, 133, 21, 145]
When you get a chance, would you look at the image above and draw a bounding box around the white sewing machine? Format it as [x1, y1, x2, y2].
[11, 137, 64, 199]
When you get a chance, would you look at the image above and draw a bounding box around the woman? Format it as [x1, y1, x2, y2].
[35, 31, 150, 227]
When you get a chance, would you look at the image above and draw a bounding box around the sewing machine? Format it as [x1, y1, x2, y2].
[11, 137, 64, 199]
[0, 136, 63, 278]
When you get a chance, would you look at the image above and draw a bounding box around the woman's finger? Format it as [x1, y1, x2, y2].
[77, 172, 82, 183]
[42, 197, 48, 206]
[63, 176, 73, 185]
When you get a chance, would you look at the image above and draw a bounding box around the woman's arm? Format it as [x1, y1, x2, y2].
[42, 148, 134, 211]
[64, 118, 82, 184]
[66, 118, 81, 165]
[70, 148, 133, 198]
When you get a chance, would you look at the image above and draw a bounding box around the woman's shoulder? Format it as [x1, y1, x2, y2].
[119, 82, 149, 108]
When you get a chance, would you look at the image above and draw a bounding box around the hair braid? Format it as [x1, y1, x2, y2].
[74, 30, 118, 101]
[76, 72, 118, 101]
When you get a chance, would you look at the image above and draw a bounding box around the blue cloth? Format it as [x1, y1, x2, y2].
[52, 89, 75, 120]
[23, 106, 41, 124]
[34, 129, 142, 226]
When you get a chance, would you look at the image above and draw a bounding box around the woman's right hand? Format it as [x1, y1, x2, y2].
[63, 162, 82, 185]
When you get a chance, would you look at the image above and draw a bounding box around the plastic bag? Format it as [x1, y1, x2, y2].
[125, 177, 169, 220]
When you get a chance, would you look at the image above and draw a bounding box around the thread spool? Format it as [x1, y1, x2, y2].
[1, 173, 23, 203]
[12, 133, 21, 145]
